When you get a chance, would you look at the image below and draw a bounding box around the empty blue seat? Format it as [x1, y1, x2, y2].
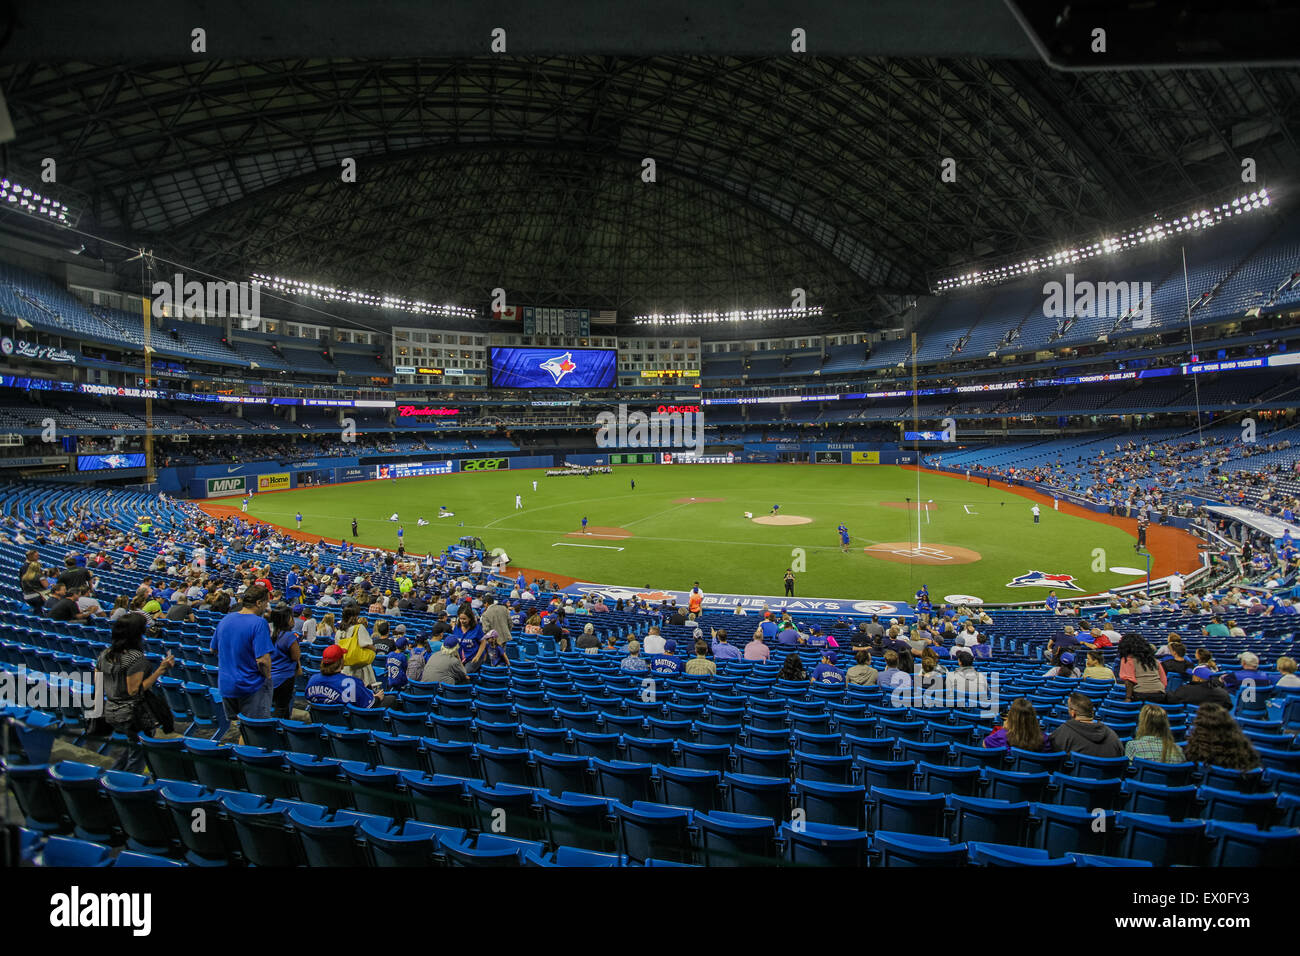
[793, 778, 867, 830]
[845, 734, 899, 761]
[867, 786, 946, 837]
[442, 836, 525, 867]
[792, 750, 854, 785]
[1129, 758, 1196, 787]
[1197, 785, 1279, 827]
[221, 795, 305, 866]
[3, 762, 70, 832]
[324, 726, 375, 766]
[287, 807, 370, 866]
[982, 767, 1052, 804]
[724, 772, 791, 824]
[280, 720, 329, 758]
[39, 835, 113, 867]
[49, 761, 116, 843]
[571, 730, 621, 762]
[158, 781, 243, 866]
[1067, 752, 1131, 780]
[231, 746, 296, 801]
[623, 735, 675, 765]
[237, 716, 283, 751]
[370, 731, 422, 771]
[521, 723, 568, 755]
[475, 744, 533, 788]
[734, 745, 791, 779]
[615, 801, 693, 864]
[968, 842, 1074, 866]
[782, 821, 868, 866]
[361, 818, 460, 866]
[1051, 772, 1125, 810]
[100, 771, 178, 856]
[398, 771, 473, 829]
[915, 761, 982, 797]
[1007, 747, 1067, 774]
[421, 738, 476, 779]
[283, 753, 347, 810]
[855, 756, 916, 791]
[947, 794, 1031, 845]
[694, 810, 779, 867]
[951, 742, 1007, 769]
[1115, 811, 1208, 867]
[1031, 802, 1119, 858]
[537, 791, 616, 851]
[1205, 820, 1300, 867]
[655, 765, 722, 813]
[592, 758, 655, 806]
[676, 740, 733, 774]
[1121, 779, 1198, 821]
[871, 830, 968, 866]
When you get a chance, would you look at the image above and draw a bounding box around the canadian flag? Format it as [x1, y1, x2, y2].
[492, 305, 521, 321]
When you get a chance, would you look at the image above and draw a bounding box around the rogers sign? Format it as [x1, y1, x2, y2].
[397, 405, 460, 417]
[656, 404, 700, 414]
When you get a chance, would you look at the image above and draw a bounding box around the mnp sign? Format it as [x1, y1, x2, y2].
[461, 458, 509, 472]
[850, 451, 881, 464]
[257, 472, 291, 491]
[206, 476, 247, 497]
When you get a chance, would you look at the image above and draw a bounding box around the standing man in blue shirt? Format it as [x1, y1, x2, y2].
[296, 511, 303, 529]
[212, 583, 274, 740]
[581, 515, 589, 534]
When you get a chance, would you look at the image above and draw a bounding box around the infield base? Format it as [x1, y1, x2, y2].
[864, 541, 981, 565]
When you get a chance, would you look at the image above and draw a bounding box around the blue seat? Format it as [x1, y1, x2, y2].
[878, 717, 926, 742]
[306, 702, 346, 725]
[345, 704, 390, 733]
[782, 821, 868, 866]
[867, 786, 946, 837]
[521, 723, 569, 755]
[283, 753, 347, 810]
[694, 810, 779, 867]
[100, 771, 178, 856]
[871, 830, 968, 866]
[2, 762, 70, 832]
[1254, 746, 1300, 774]
[724, 772, 791, 824]
[792, 750, 854, 785]
[360, 818, 459, 866]
[474, 719, 522, 750]
[341, 762, 406, 821]
[537, 791, 617, 851]
[967, 842, 1074, 866]
[280, 720, 329, 758]
[982, 767, 1052, 803]
[1067, 752, 1131, 780]
[571, 730, 621, 762]
[614, 801, 693, 864]
[49, 761, 117, 843]
[387, 709, 433, 736]
[442, 836, 525, 867]
[1200, 764, 1266, 793]
[531, 750, 593, 796]
[369, 731, 422, 771]
[112, 851, 187, 867]
[1121, 779, 1198, 821]
[465, 782, 542, 839]
[623, 735, 675, 766]
[1007, 747, 1067, 774]
[1050, 772, 1125, 810]
[845, 734, 899, 761]
[323, 726, 375, 766]
[398, 771, 473, 829]
[794, 778, 867, 830]
[592, 758, 655, 806]
[236, 715, 283, 751]
[220, 795, 305, 866]
[1197, 785, 1279, 827]
[287, 807, 370, 866]
[1067, 851, 1155, 867]
[231, 747, 296, 800]
[1129, 758, 1197, 787]
[947, 794, 1031, 844]
[420, 738, 477, 779]
[733, 745, 789, 779]
[1115, 811, 1208, 866]
[1031, 802, 1119, 857]
[524, 845, 625, 867]
[1205, 820, 1300, 866]
[138, 735, 194, 782]
[855, 756, 916, 792]
[475, 744, 533, 788]
[556, 708, 602, 734]
[676, 741, 732, 774]
[655, 765, 722, 813]
[39, 835, 113, 867]
[951, 742, 1007, 768]
[898, 739, 952, 765]
[915, 761, 982, 797]
[158, 781, 244, 866]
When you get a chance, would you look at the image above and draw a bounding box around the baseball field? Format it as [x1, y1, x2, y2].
[227, 464, 1194, 603]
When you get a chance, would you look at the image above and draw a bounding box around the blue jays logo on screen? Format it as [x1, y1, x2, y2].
[540, 352, 577, 384]
[1006, 570, 1083, 591]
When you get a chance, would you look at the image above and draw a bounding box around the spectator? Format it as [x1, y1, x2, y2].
[650, 639, 683, 675]
[420, 636, 469, 685]
[1082, 651, 1114, 681]
[947, 650, 988, 699]
[576, 622, 600, 654]
[20, 549, 46, 612]
[337, 605, 378, 689]
[523, 613, 543, 636]
[970, 633, 992, 660]
[1220, 651, 1276, 694]
[1043, 651, 1079, 679]
[1169, 665, 1233, 708]
[711, 628, 741, 661]
[212, 583, 274, 738]
[370, 619, 397, 657]
[983, 697, 1049, 751]
[744, 629, 770, 661]
[1117, 633, 1167, 703]
[918, 648, 945, 690]
[316, 612, 336, 643]
[267, 603, 302, 719]
[778, 653, 808, 682]
[846, 650, 879, 686]
[95, 613, 175, 772]
[166, 594, 195, 623]
[1125, 704, 1184, 764]
[1275, 656, 1300, 689]
[1050, 692, 1124, 757]
[811, 650, 846, 685]
[684, 640, 716, 677]
[1160, 641, 1191, 677]
[480, 593, 512, 645]
[107, 594, 131, 622]
[620, 640, 649, 673]
[46, 583, 89, 622]
[306, 644, 385, 707]
[1183, 702, 1260, 771]
[642, 626, 665, 655]
[405, 634, 431, 684]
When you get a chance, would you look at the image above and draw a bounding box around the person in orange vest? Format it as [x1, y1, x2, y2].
[688, 582, 704, 615]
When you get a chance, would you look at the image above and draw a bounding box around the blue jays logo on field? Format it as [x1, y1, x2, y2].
[101, 454, 131, 469]
[539, 352, 578, 385]
[1006, 570, 1083, 591]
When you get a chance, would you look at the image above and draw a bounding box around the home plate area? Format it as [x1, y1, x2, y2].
[566, 526, 634, 540]
[864, 542, 982, 565]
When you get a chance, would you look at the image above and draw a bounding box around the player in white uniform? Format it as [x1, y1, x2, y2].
[515, 494, 523, 509]
[532, 479, 538, 492]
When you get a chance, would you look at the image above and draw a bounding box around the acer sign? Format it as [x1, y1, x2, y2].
[397, 405, 460, 417]
[461, 457, 509, 472]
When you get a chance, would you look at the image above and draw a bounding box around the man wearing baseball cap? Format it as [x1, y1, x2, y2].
[649, 638, 683, 675]
[1169, 665, 1233, 707]
[420, 634, 469, 685]
[306, 644, 383, 709]
[811, 649, 846, 685]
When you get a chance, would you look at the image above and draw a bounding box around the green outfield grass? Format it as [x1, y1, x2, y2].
[243, 464, 1140, 602]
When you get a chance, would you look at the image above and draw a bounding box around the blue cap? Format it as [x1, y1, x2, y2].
[443, 635, 459, 650]
[394, 637, 408, 650]
[664, 639, 677, 652]
[1060, 652, 1075, 664]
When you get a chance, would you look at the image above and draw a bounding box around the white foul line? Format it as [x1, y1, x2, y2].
[964, 505, 979, 514]
[552, 542, 625, 551]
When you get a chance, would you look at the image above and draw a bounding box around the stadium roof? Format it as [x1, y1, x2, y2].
[1, 2, 1298, 334]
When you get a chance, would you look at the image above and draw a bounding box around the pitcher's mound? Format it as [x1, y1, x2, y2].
[880, 501, 940, 511]
[567, 526, 633, 540]
[673, 497, 726, 503]
[864, 542, 981, 565]
[752, 514, 813, 526]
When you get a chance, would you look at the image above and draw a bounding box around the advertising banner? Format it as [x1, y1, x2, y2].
[205, 476, 248, 497]
[461, 457, 510, 472]
[850, 451, 881, 464]
[814, 451, 843, 464]
[257, 472, 291, 492]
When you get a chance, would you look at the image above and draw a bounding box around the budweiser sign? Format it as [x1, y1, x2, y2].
[397, 405, 460, 417]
